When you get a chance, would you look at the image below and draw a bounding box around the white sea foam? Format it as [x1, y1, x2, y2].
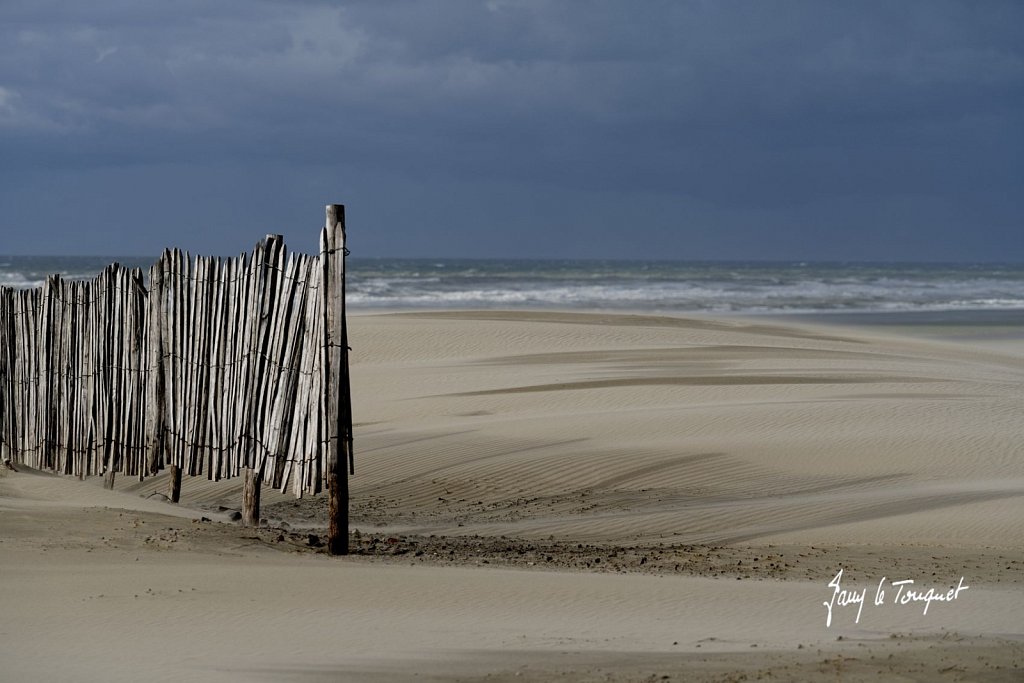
[346, 263, 1024, 314]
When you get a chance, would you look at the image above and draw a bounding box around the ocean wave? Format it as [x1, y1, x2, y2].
[0, 272, 38, 289]
[4, 257, 1023, 315]
[346, 266, 1024, 313]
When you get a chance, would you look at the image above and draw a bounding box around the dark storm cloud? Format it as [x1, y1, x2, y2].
[1, 1, 1021, 258]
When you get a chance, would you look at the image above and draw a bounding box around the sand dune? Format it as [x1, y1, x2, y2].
[2, 310, 1023, 681]
[342, 311, 1024, 548]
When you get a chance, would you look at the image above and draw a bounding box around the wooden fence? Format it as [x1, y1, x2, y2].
[0, 204, 353, 553]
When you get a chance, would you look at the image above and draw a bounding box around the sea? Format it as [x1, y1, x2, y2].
[2, 256, 1024, 323]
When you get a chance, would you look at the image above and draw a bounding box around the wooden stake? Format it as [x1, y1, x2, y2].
[242, 466, 261, 526]
[168, 463, 182, 503]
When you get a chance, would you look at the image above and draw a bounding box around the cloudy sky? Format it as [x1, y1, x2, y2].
[1, 1, 1021, 260]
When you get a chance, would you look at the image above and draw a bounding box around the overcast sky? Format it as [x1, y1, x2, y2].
[1, 1, 1021, 260]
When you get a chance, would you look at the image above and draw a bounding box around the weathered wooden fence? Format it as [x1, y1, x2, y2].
[0, 204, 353, 553]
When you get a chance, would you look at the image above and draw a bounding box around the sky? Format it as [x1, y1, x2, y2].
[1, 1, 1022, 261]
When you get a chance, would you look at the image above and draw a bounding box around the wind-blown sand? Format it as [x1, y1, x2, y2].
[2, 310, 1023, 681]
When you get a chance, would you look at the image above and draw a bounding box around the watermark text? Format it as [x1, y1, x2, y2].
[823, 568, 969, 627]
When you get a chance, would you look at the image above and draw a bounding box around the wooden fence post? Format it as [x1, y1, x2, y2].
[324, 204, 350, 555]
[168, 465, 182, 503]
[242, 466, 261, 526]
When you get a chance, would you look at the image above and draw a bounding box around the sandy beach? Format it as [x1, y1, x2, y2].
[2, 310, 1023, 681]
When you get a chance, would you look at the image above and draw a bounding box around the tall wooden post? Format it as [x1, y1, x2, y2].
[324, 204, 350, 555]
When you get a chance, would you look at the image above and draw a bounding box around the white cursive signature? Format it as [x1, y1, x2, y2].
[823, 568, 969, 627]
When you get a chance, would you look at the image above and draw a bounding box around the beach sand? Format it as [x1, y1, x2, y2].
[2, 310, 1023, 681]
